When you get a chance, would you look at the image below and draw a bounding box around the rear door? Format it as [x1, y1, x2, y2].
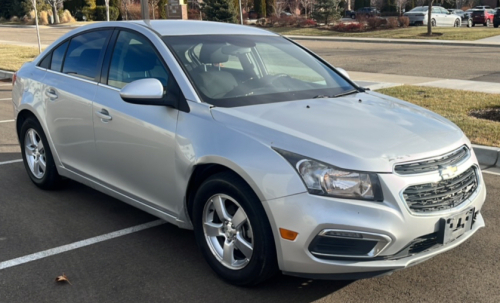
[43, 29, 112, 178]
[91, 29, 180, 214]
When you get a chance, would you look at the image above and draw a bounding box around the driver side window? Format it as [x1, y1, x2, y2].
[107, 31, 169, 89]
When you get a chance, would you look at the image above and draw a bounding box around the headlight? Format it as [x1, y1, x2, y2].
[274, 149, 383, 201]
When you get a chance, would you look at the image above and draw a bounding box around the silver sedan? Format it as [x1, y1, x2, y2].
[12, 21, 485, 285]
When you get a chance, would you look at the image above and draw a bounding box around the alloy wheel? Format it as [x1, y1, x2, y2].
[24, 128, 46, 179]
[202, 194, 254, 270]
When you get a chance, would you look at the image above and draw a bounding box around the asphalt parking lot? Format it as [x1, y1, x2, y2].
[1, 83, 500, 302]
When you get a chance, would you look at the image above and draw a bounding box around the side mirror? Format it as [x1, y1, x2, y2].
[120, 78, 166, 106]
[336, 68, 350, 80]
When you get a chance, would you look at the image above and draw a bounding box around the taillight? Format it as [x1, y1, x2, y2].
[12, 72, 17, 86]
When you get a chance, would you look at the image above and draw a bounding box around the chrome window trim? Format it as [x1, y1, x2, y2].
[46, 69, 98, 85]
[310, 229, 392, 259]
[393, 145, 471, 176]
[98, 83, 120, 92]
[398, 165, 481, 217]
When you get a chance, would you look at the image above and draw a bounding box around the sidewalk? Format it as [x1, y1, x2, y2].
[286, 35, 500, 48]
[351, 71, 500, 94]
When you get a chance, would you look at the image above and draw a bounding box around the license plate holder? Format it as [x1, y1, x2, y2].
[437, 208, 475, 245]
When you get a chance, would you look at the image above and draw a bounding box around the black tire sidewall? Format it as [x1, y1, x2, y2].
[20, 117, 60, 189]
[192, 172, 277, 285]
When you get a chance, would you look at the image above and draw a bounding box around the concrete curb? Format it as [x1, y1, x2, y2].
[285, 35, 500, 48]
[0, 69, 14, 80]
[473, 144, 500, 170]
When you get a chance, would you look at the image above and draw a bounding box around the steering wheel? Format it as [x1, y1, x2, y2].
[264, 73, 290, 87]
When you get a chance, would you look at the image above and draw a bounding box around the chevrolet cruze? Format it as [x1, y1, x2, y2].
[12, 21, 486, 285]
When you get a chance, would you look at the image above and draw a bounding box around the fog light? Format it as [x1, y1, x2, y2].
[279, 228, 298, 241]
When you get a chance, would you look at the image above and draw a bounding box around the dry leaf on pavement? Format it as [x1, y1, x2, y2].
[55, 273, 72, 285]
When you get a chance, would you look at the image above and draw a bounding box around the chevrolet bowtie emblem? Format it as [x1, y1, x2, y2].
[439, 166, 458, 179]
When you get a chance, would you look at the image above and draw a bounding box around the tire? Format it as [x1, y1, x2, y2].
[467, 19, 472, 27]
[485, 19, 490, 27]
[495, 23, 499, 28]
[431, 19, 436, 27]
[20, 116, 63, 189]
[472, 22, 476, 27]
[192, 171, 278, 286]
[454, 18, 461, 27]
[351, 14, 355, 19]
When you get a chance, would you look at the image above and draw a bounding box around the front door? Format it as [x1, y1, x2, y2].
[92, 30, 179, 214]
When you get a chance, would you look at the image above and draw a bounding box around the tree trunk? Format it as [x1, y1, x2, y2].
[106, 0, 110, 21]
[52, 4, 59, 24]
[427, 0, 433, 36]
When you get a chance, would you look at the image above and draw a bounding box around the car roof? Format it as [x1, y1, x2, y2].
[131, 20, 278, 36]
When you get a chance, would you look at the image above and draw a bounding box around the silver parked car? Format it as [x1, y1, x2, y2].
[404, 6, 462, 27]
[12, 21, 486, 285]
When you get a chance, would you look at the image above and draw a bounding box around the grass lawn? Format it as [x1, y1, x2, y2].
[0, 44, 42, 72]
[378, 86, 500, 147]
[267, 26, 500, 41]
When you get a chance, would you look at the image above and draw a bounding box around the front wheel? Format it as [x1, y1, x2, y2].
[494, 23, 499, 28]
[192, 172, 278, 285]
[431, 19, 436, 27]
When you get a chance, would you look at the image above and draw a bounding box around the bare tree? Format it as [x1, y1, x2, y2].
[288, 0, 300, 15]
[149, 0, 160, 19]
[396, 0, 408, 15]
[272, 0, 286, 16]
[45, 0, 66, 23]
[299, 0, 313, 17]
[122, 0, 130, 20]
[105, 0, 109, 21]
[372, 0, 384, 11]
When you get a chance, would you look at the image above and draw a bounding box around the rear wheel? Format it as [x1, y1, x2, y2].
[431, 19, 436, 27]
[192, 172, 278, 286]
[454, 18, 461, 27]
[495, 23, 499, 28]
[485, 19, 490, 27]
[20, 117, 63, 189]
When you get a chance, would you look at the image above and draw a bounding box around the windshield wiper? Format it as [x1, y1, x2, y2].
[313, 95, 330, 98]
[332, 89, 359, 98]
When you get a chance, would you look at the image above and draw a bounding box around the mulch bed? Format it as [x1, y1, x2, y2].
[469, 108, 500, 122]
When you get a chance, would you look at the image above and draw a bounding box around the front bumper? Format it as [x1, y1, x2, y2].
[264, 157, 486, 278]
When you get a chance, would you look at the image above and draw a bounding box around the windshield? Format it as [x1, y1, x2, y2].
[163, 35, 355, 107]
[409, 7, 428, 12]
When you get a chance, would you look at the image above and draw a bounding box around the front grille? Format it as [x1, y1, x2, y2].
[403, 166, 478, 213]
[395, 146, 469, 175]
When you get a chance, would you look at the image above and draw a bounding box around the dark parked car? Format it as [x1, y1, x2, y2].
[448, 9, 465, 20]
[494, 9, 500, 27]
[350, 7, 380, 19]
[470, 9, 495, 26]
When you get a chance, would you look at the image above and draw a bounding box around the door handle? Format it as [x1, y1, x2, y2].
[96, 109, 112, 122]
[45, 88, 58, 100]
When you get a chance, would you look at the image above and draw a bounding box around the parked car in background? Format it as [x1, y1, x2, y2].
[11, 20, 487, 286]
[474, 5, 491, 9]
[494, 9, 500, 27]
[448, 9, 465, 21]
[464, 9, 474, 20]
[350, 7, 380, 19]
[404, 6, 462, 27]
[470, 9, 495, 26]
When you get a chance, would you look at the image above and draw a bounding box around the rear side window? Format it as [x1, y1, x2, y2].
[62, 30, 111, 81]
[50, 41, 69, 72]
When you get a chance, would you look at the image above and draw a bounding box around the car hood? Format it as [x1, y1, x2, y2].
[210, 92, 467, 172]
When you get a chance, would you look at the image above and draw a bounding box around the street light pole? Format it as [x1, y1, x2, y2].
[32, 0, 41, 54]
[141, 0, 150, 21]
